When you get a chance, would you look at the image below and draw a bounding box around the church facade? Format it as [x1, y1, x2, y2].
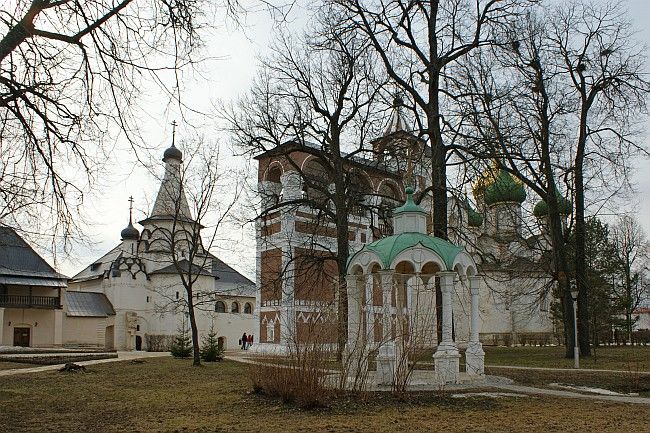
[68, 143, 256, 351]
[254, 100, 557, 352]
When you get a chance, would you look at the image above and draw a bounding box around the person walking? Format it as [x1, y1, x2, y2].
[248, 334, 253, 348]
[241, 332, 247, 350]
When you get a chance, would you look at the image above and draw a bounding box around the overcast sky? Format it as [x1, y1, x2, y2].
[46, 0, 650, 279]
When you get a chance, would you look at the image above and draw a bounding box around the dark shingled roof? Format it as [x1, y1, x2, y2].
[210, 255, 254, 286]
[149, 259, 216, 277]
[0, 227, 68, 285]
[66, 291, 115, 317]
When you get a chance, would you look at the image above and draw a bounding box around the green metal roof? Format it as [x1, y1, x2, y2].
[349, 232, 464, 270]
[533, 196, 572, 217]
[484, 169, 526, 205]
[393, 186, 427, 215]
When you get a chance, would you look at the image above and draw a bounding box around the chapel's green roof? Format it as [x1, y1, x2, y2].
[483, 169, 526, 205]
[393, 186, 427, 215]
[349, 232, 464, 270]
[533, 196, 572, 218]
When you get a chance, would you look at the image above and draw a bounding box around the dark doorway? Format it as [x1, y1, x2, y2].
[135, 335, 142, 351]
[13, 327, 30, 347]
[217, 337, 225, 350]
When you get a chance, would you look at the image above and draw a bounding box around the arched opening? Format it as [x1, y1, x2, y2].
[215, 301, 226, 313]
[231, 302, 240, 313]
[135, 335, 142, 351]
[244, 302, 253, 314]
[217, 336, 226, 350]
[377, 182, 401, 237]
[348, 171, 373, 217]
[302, 158, 331, 208]
[262, 164, 283, 208]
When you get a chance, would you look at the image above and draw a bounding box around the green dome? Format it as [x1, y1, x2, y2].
[348, 232, 463, 270]
[483, 170, 526, 205]
[467, 207, 483, 227]
[533, 196, 572, 218]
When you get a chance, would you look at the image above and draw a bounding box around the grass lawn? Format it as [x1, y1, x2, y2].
[483, 345, 650, 371]
[0, 362, 34, 371]
[0, 357, 647, 433]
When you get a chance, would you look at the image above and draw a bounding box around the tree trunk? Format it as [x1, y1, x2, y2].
[331, 132, 349, 362]
[187, 286, 201, 366]
[574, 106, 591, 356]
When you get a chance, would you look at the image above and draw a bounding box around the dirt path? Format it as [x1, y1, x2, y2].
[0, 351, 169, 377]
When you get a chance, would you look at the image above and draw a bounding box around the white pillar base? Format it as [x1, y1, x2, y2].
[433, 343, 460, 384]
[465, 341, 485, 376]
[375, 341, 396, 386]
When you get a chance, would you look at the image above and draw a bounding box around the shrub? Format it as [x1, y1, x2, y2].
[249, 320, 335, 409]
[144, 334, 172, 352]
[201, 326, 224, 362]
[170, 326, 192, 358]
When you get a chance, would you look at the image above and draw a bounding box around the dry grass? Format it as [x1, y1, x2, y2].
[484, 346, 650, 371]
[0, 357, 648, 433]
[0, 361, 34, 371]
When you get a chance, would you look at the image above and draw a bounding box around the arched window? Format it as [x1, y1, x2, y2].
[231, 302, 240, 313]
[215, 301, 226, 313]
[244, 302, 253, 314]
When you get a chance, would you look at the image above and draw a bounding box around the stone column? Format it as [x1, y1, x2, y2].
[465, 276, 485, 377]
[344, 274, 368, 388]
[54, 309, 64, 346]
[433, 271, 460, 384]
[375, 270, 396, 386]
[0, 308, 5, 346]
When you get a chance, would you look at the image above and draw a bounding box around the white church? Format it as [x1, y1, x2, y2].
[66, 141, 257, 351]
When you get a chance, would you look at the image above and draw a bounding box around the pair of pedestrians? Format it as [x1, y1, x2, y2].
[240, 333, 253, 349]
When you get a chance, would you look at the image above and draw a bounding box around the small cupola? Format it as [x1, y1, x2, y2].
[120, 196, 140, 241]
[392, 186, 428, 234]
[162, 120, 182, 163]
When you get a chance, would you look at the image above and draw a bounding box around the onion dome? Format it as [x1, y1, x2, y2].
[163, 143, 182, 162]
[483, 169, 526, 206]
[120, 222, 139, 241]
[533, 196, 572, 218]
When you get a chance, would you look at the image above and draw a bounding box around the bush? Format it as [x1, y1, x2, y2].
[201, 326, 224, 362]
[248, 321, 335, 409]
[170, 326, 192, 358]
[144, 334, 173, 352]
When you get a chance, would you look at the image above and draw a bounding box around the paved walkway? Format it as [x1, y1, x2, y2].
[491, 383, 650, 405]
[0, 351, 169, 377]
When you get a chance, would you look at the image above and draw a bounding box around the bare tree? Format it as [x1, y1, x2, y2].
[548, 0, 650, 356]
[452, 10, 581, 356]
[145, 135, 241, 365]
[224, 9, 410, 357]
[610, 215, 649, 343]
[0, 0, 288, 251]
[334, 0, 534, 240]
